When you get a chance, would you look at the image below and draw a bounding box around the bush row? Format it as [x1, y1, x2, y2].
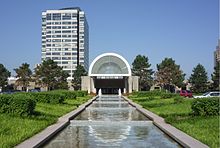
[29, 92, 65, 104]
[133, 90, 165, 97]
[133, 90, 178, 99]
[191, 98, 219, 116]
[0, 90, 89, 116]
[27, 90, 88, 104]
[0, 94, 36, 116]
[50, 90, 88, 99]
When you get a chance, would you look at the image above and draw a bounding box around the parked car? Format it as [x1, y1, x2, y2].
[179, 90, 193, 97]
[193, 91, 220, 98]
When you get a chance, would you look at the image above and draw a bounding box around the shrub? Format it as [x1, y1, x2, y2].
[161, 93, 178, 99]
[132, 90, 165, 97]
[191, 98, 219, 116]
[51, 90, 77, 99]
[30, 92, 65, 104]
[174, 96, 184, 104]
[0, 94, 36, 116]
[75, 91, 88, 97]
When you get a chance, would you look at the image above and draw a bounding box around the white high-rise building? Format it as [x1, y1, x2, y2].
[41, 7, 89, 78]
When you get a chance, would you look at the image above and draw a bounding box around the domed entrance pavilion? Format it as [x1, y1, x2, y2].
[81, 53, 139, 94]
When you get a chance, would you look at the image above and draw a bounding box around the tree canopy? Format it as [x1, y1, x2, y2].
[0, 64, 11, 90]
[72, 65, 87, 90]
[132, 55, 154, 91]
[34, 59, 69, 90]
[189, 63, 208, 93]
[14, 63, 32, 91]
[155, 58, 185, 92]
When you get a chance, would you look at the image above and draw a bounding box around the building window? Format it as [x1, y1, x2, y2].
[46, 14, 52, 20]
[62, 13, 71, 20]
[52, 13, 61, 20]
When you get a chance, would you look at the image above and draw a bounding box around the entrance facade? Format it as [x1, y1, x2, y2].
[81, 53, 139, 94]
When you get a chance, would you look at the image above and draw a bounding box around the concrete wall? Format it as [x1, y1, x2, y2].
[81, 76, 90, 93]
[131, 76, 139, 92]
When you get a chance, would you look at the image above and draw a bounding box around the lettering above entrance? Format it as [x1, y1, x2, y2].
[89, 53, 132, 77]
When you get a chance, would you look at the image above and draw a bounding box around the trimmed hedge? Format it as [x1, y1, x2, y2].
[28, 90, 88, 104]
[50, 90, 88, 99]
[74, 91, 88, 97]
[132, 90, 165, 97]
[173, 96, 184, 104]
[160, 93, 178, 99]
[29, 92, 65, 104]
[132, 90, 179, 99]
[191, 97, 219, 116]
[0, 94, 36, 116]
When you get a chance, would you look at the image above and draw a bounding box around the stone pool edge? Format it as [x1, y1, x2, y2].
[123, 96, 209, 148]
[16, 96, 98, 148]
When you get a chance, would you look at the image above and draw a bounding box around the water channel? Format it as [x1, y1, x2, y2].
[43, 95, 181, 148]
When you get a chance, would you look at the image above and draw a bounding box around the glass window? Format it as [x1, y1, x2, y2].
[62, 21, 71, 25]
[62, 61, 68, 64]
[62, 13, 71, 20]
[46, 14, 51, 20]
[52, 52, 60, 55]
[52, 13, 61, 20]
[62, 30, 71, 33]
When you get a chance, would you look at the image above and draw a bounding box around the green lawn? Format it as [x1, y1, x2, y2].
[130, 95, 219, 148]
[0, 96, 91, 148]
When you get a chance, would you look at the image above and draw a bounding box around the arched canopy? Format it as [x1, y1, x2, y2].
[89, 53, 131, 76]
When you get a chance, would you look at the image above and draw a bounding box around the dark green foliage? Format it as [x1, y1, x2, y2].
[74, 91, 88, 97]
[155, 58, 185, 92]
[0, 64, 11, 90]
[160, 93, 178, 99]
[72, 65, 87, 90]
[14, 63, 32, 91]
[133, 90, 178, 99]
[132, 90, 165, 97]
[174, 96, 184, 104]
[191, 98, 219, 116]
[55, 90, 77, 99]
[51, 90, 88, 99]
[30, 92, 65, 104]
[189, 64, 208, 93]
[0, 94, 36, 116]
[34, 59, 69, 90]
[132, 55, 154, 91]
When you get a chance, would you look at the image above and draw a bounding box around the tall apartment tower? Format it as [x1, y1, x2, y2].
[214, 39, 220, 67]
[41, 7, 89, 78]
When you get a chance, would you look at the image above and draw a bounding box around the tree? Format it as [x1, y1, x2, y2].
[132, 55, 154, 91]
[189, 64, 208, 93]
[14, 63, 32, 91]
[72, 65, 87, 90]
[34, 59, 69, 90]
[0, 64, 11, 90]
[155, 58, 185, 92]
[211, 61, 220, 90]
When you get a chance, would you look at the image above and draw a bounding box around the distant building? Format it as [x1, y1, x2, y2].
[214, 39, 220, 67]
[41, 7, 89, 79]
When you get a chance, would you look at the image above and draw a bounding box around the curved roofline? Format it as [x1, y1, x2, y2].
[89, 52, 131, 76]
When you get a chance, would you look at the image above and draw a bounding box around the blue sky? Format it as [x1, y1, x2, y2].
[0, 0, 218, 78]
